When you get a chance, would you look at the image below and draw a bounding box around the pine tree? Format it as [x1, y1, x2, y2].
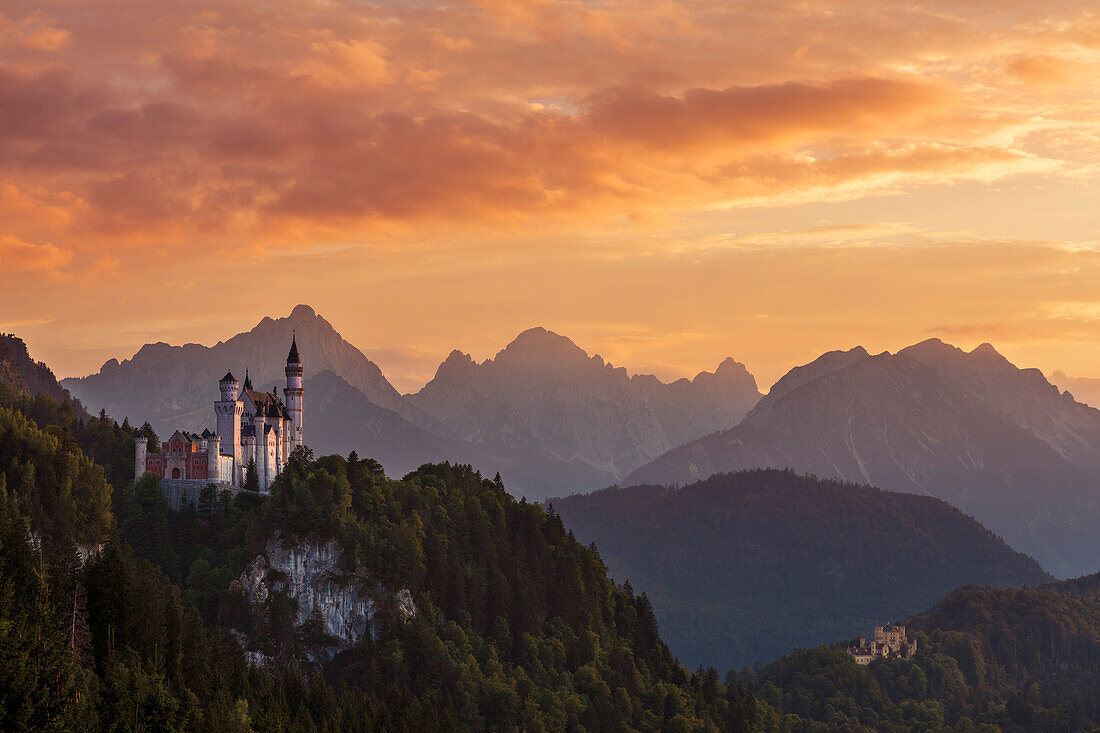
[244, 458, 260, 493]
[68, 581, 93, 668]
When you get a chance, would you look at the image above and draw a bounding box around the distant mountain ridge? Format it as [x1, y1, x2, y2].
[627, 339, 1100, 578]
[62, 305, 402, 436]
[408, 326, 761, 485]
[62, 310, 761, 499]
[553, 469, 1051, 670]
[1050, 369, 1100, 410]
[307, 369, 613, 494]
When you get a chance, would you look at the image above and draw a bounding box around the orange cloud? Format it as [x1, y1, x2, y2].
[0, 236, 71, 272]
[1, 0, 1100, 390]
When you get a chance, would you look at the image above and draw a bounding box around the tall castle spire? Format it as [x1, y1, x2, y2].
[287, 332, 300, 365]
[285, 334, 304, 451]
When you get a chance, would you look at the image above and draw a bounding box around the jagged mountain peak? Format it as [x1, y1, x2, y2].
[762, 345, 870, 402]
[63, 305, 403, 435]
[972, 341, 1005, 359]
[627, 338, 1100, 577]
[290, 303, 317, 319]
[409, 330, 762, 485]
[495, 327, 594, 370]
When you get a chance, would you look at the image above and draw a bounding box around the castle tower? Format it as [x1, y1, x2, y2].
[206, 435, 222, 482]
[285, 335, 304, 451]
[134, 435, 148, 480]
[215, 370, 243, 478]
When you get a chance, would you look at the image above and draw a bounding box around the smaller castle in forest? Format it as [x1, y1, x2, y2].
[847, 624, 917, 665]
[135, 336, 304, 493]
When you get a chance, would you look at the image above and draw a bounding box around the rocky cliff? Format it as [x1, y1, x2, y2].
[233, 538, 415, 662]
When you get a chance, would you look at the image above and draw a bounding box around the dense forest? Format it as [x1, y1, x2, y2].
[0, 376, 774, 730]
[553, 471, 1051, 669]
[748, 578, 1100, 730]
[6, 337, 1100, 731]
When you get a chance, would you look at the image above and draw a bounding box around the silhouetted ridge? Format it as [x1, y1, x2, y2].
[554, 468, 1049, 670]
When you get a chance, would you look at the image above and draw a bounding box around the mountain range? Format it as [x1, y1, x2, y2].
[1050, 369, 1100, 410]
[408, 327, 760, 483]
[57, 307, 1100, 575]
[627, 340, 1100, 578]
[552, 469, 1050, 670]
[62, 306, 759, 498]
[62, 305, 402, 437]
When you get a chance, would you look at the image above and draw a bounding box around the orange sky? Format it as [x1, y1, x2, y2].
[1, 0, 1099, 394]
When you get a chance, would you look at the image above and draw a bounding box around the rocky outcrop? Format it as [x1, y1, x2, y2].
[233, 538, 415, 662]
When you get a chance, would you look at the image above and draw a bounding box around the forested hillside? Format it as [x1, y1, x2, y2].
[627, 340, 1100, 578]
[554, 470, 1051, 670]
[750, 578, 1100, 730]
[0, 382, 775, 730]
[1, 332, 88, 416]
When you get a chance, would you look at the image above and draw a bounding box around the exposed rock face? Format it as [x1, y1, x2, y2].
[62, 304, 403, 435]
[408, 327, 761, 486]
[627, 340, 1100, 578]
[234, 538, 414, 661]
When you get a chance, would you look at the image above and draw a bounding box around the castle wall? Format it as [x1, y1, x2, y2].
[161, 479, 238, 511]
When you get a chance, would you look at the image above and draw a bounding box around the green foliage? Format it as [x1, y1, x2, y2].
[244, 458, 260, 493]
[0, 405, 112, 546]
[749, 581, 1100, 731]
[10, 372, 1100, 732]
[0, 513, 88, 731]
[554, 469, 1051, 670]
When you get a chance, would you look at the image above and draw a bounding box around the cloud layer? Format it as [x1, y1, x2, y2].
[1, 0, 1099, 388]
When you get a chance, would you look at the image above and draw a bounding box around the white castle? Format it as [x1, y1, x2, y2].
[134, 336, 304, 492]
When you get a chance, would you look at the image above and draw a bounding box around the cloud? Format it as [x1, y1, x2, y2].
[295, 39, 391, 90]
[928, 322, 1010, 339]
[1005, 54, 1085, 86]
[0, 236, 71, 272]
[3, 0, 1100, 388]
[0, 0, 1085, 249]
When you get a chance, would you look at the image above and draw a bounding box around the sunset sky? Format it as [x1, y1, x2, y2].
[2, 0, 1099, 394]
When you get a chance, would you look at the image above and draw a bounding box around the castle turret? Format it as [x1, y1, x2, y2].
[134, 435, 148, 480]
[285, 335, 304, 451]
[207, 435, 222, 482]
[215, 370, 243, 480]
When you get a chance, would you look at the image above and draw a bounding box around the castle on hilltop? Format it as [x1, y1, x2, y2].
[848, 624, 917, 665]
[135, 336, 304, 493]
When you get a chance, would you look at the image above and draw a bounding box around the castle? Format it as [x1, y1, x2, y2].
[847, 624, 917, 665]
[135, 336, 304, 493]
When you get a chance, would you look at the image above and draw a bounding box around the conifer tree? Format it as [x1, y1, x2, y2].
[244, 458, 260, 492]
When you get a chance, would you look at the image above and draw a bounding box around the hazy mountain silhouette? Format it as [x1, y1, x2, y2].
[66, 311, 735, 498]
[553, 469, 1051, 670]
[627, 339, 1100, 578]
[308, 369, 615, 495]
[1050, 370, 1100, 410]
[408, 327, 761, 486]
[62, 305, 403, 436]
